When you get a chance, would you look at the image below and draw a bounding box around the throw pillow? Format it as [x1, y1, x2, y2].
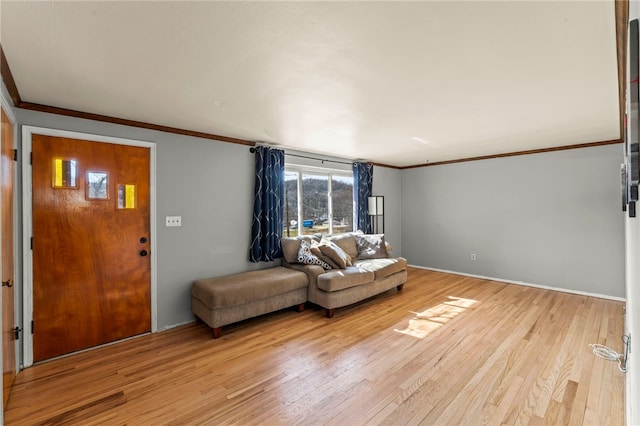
[280, 234, 325, 264]
[310, 243, 340, 269]
[308, 233, 323, 243]
[327, 232, 360, 259]
[319, 240, 351, 269]
[297, 239, 332, 270]
[354, 234, 389, 259]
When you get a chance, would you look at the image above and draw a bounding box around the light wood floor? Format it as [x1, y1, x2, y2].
[4, 268, 625, 425]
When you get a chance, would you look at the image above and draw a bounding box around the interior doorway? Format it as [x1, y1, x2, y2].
[1, 105, 16, 408]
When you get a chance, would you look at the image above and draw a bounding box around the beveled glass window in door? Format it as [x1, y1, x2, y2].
[52, 158, 78, 188]
[86, 171, 108, 200]
[117, 183, 136, 209]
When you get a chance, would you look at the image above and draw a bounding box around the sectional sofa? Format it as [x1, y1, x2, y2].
[191, 232, 407, 338]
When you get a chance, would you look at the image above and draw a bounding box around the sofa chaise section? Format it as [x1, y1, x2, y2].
[191, 266, 308, 338]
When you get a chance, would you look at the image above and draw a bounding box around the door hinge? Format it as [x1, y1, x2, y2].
[31, 320, 34, 334]
[14, 327, 22, 340]
[30, 152, 33, 165]
[30, 237, 33, 250]
[13, 149, 17, 162]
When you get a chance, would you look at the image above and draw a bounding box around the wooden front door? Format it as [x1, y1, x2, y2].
[32, 135, 151, 362]
[1, 107, 16, 407]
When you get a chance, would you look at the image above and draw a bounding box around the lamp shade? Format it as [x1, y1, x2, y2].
[368, 196, 384, 216]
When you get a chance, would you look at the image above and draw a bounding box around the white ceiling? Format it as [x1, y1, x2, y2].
[0, 1, 621, 167]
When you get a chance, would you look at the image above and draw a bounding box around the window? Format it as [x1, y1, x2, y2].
[52, 158, 78, 188]
[284, 171, 299, 237]
[284, 166, 354, 237]
[86, 171, 109, 200]
[117, 183, 136, 209]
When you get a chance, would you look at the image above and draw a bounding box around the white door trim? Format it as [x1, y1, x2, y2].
[21, 126, 158, 367]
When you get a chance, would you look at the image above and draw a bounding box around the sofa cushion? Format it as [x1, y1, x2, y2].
[191, 267, 309, 308]
[317, 267, 375, 292]
[298, 239, 332, 270]
[281, 237, 302, 263]
[319, 240, 351, 269]
[353, 257, 407, 280]
[354, 234, 388, 259]
[327, 233, 359, 259]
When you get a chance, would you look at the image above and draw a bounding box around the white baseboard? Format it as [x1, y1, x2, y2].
[160, 319, 196, 332]
[408, 264, 626, 302]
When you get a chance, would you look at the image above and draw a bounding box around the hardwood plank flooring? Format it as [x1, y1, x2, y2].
[4, 268, 625, 425]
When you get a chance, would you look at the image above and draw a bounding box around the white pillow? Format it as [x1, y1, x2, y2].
[354, 234, 389, 259]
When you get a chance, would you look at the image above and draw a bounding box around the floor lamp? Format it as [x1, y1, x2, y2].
[367, 196, 384, 234]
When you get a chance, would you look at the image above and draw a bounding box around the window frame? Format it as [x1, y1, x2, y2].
[284, 163, 354, 236]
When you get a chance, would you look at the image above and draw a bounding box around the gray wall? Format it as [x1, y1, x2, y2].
[15, 108, 278, 330]
[373, 165, 402, 257]
[6, 87, 624, 330]
[402, 144, 625, 297]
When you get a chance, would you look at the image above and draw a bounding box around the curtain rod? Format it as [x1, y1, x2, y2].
[249, 147, 356, 166]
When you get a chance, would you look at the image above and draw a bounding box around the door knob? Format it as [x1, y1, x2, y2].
[2, 278, 13, 288]
[139, 250, 148, 257]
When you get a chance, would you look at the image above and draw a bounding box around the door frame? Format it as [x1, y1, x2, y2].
[0, 95, 18, 421]
[22, 126, 157, 367]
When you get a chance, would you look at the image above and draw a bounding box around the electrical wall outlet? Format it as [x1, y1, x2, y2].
[471, 253, 477, 261]
[166, 216, 182, 227]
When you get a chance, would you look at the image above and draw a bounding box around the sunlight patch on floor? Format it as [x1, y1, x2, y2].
[394, 296, 477, 339]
